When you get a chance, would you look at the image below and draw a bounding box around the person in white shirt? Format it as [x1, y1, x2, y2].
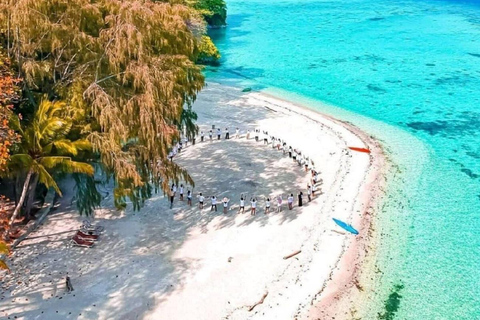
[276, 195, 283, 212]
[184, 136, 188, 147]
[239, 195, 245, 214]
[198, 193, 205, 209]
[217, 128, 221, 140]
[287, 194, 294, 210]
[171, 183, 177, 196]
[179, 184, 184, 201]
[235, 127, 240, 139]
[209, 130, 213, 141]
[222, 197, 230, 214]
[246, 129, 251, 140]
[211, 195, 217, 212]
[201, 131, 204, 142]
[250, 198, 257, 216]
[292, 149, 297, 162]
[265, 197, 271, 214]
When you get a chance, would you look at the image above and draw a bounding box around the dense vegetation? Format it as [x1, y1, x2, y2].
[0, 0, 227, 249]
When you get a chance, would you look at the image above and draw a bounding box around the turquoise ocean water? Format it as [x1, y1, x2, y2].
[206, 0, 480, 319]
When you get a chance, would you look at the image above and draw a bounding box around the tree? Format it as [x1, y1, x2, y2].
[197, 35, 221, 65]
[4, 99, 94, 237]
[0, 0, 204, 211]
[191, 0, 227, 27]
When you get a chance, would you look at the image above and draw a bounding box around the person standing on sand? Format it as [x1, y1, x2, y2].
[246, 129, 251, 140]
[169, 189, 175, 209]
[209, 130, 213, 141]
[225, 128, 230, 139]
[288, 146, 293, 158]
[250, 198, 257, 216]
[288, 194, 294, 210]
[201, 131, 204, 142]
[211, 195, 217, 212]
[255, 129, 259, 142]
[222, 197, 230, 214]
[187, 190, 192, 206]
[171, 183, 177, 197]
[235, 127, 240, 138]
[265, 197, 271, 214]
[292, 149, 297, 162]
[217, 128, 221, 140]
[307, 185, 312, 202]
[239, 195, 245, 213]
[312, 184, 316, 197]
[276, 195, 283, 212]
[298, 192, 303, 207]
[179, 184, 184, 201]
[198, 193, 205, 209]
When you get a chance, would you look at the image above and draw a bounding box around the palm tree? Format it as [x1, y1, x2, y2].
[4, 99, 94, 238]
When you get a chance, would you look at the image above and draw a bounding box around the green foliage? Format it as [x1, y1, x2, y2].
[72, 172, 102, 216]
[6, 99, 94, 195]
[378, 283, 404, 320]
[177, 105, 199, 140]
[197, 35, 221, 65]
[193, 0, 227, 26]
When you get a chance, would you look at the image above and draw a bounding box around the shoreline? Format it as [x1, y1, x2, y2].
[0, 82, 386, 320]
[245, 89, 388, 319]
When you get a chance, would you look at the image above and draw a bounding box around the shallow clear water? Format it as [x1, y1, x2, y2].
[206, 0, 480, 318]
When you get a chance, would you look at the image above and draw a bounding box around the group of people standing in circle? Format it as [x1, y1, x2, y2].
[167, 125, 322, 215]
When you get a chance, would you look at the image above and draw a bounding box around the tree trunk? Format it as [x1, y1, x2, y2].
[24, 174, 39, 221]
[5, 169, 33, 239]
[14, 173, 23, 206]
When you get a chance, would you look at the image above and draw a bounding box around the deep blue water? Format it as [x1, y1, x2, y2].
[206, 0, 480, 318]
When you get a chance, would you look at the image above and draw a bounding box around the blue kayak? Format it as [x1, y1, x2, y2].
[333, 218, 359, 235]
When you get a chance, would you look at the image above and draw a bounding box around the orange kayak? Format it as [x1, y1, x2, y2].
[348, 147, 371, 153]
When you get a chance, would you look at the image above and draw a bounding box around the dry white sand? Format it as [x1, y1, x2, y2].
[0, 82, 384, 320]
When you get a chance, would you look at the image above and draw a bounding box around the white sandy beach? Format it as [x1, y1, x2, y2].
[0, 82, 385, 320]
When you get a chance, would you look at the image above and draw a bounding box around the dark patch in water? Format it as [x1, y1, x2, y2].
[435, 72, 475, 86]
[468, 53, 480, 58]
[406, 121, 448, 135]
[367, 84, 387, 93]
[466, 151, 480, 159]
[406, 112, 480, 136]
[477, 195, 480, 201]
[307, 63, 318, 69]
[385, 79, 402, 84]
[426, 63, 436, 66]
[369, 17, 385, 21]
[460, 168, 479, 179]
[378, 283, 404, 320]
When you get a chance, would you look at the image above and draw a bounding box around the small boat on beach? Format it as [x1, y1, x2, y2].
[348, 147, 371, 153]
[332, 218, 359, 235]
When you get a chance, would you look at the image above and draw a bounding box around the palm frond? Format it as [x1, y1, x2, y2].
[9, 154, 33, 168]
[52, 140, 79, 156]
[34, 163, 61, 195]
